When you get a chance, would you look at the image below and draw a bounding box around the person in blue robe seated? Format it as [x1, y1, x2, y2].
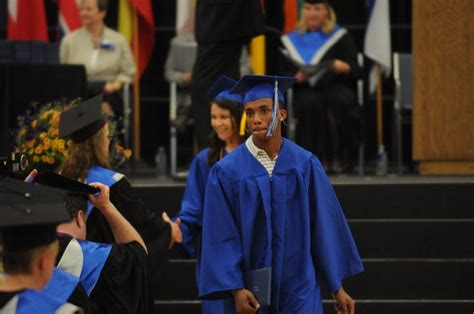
[176, 75, 246, 313]
[279, 0, 361, 173]
[30, 170, 149, 314]
[0, 178, 83, 313]
[198, 75, 364, 314]
[56, 95, 183, 297]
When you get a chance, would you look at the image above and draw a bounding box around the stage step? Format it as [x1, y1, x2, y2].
[155, 259, 474, 300]
[135, 183, 474, 219]
[154, 299, 474, 314]
[351, 219, 474, 258]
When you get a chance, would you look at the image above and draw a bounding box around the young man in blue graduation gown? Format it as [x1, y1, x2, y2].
[199, 75, 363, 314]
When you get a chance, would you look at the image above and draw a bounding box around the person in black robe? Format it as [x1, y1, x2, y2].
[191, 0, 265, 148]
[56, 95, 182, 301]
[278, 0, 361, 173]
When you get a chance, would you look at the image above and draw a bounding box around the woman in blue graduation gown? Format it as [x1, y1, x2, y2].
[176, 76, 246, 313]
[199, 75, 363, 314]
[279, 0, 361, 173]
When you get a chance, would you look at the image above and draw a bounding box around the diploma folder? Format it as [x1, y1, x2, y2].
[243, 267, 272, 306]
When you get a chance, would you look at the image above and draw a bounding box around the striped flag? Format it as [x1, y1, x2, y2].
[118, 0, 155, 76]
[58, 0, 82, 35]
[364, 0, 391, 92]
[7, 0, 48, 41]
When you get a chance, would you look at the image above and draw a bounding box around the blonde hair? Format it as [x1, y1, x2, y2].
[2, 241, 58, 275]
[297, 4, 337, 34]
[58, 124, 111, 182]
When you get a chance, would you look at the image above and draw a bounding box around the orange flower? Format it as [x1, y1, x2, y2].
[35, 145, 43, 155]
[123, 149, 132, 159]
[41, 155, 49, 163]
[33, 156, 39, 163]
[27, 140, 35, 148]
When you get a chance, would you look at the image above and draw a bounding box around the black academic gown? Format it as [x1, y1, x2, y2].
[279, 27, 361, 166]
[57, 236, 149, 314]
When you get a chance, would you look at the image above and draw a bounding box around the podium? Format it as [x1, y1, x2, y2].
[0, 63, 87, 155]
[412, 0, 474, 175]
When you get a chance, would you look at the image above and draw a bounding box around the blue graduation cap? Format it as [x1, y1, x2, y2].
[208, 75, 243, 104]
[231, 75, 296, 136]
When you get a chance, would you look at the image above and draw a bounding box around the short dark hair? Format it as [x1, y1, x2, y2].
[64, 195, 88, 220]
[2, 242, 57, 275]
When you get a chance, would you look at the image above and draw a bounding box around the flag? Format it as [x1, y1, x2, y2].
[58, 0, 82, 35]
[118, 0, 155, 77]
[364, 0, 391, 93]
[250, 0, 266, 75]
[283, 0, 304, 33]
[7, 0, 48, 41]
[176, 0, 195, 35]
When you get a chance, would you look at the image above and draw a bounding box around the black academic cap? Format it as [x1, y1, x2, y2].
[0, 177, 70, 252]
[59, 94, 106, 143]
[33, 170, 99, 195]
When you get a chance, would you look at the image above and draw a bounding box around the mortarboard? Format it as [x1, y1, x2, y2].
[33, 170, 99, 195]
[231, 75, 296, 136]
[59, 94, 106, 144]
[208, 75, 242, 104]
[0, 177, 70, 253]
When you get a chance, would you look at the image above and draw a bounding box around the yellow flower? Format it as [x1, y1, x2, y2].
[39, 132, 48, 140]
[58, 146, 65, 153]
[27, 140, 35, 148]
[123, 149, 132, 159]
[67, 140, 73, 146]
[42, 156, 49, 162]
[18, 128, 27, 137]
[35, 145, 43, 155]
[43, 137, 51, 147]
[33, 156, 39, 163]
[32, 120, 38, 128]
[48, 157, 55, 164]
[28, 148, 34, 155]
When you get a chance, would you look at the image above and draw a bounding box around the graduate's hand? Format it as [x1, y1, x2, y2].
[162, 212, 183, 249]
[332, 59, 351, 74]
[295, 70, 309, 83]
[24, 169, 38, 183]
[232, 289, 260, 313]
[332, 287, 355, 314]
[88, 182, 112, 210]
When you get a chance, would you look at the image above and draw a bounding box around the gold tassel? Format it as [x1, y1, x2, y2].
[239, 112, 247, 136]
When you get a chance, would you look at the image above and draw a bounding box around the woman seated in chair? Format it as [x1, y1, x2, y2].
[279, 0, 361, 173]
[60, 0, 136, 117]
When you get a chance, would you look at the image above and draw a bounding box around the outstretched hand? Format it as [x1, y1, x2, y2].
[162, 212, 183, 249]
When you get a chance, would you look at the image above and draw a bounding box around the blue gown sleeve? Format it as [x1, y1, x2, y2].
[177, 155, 209, 256]
[198, 165, 245, 299]
[309, 156, 364, 293]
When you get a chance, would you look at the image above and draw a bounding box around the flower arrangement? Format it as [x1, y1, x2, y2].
[14, 100, 131, 171]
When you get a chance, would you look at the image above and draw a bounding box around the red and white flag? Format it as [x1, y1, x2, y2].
[7, 0, 49, 41]
[58, 0, 82, 34]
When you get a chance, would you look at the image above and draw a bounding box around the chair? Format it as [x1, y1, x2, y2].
[392, 52, 412, 174]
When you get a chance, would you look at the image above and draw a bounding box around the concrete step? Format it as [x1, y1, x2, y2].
[155, 259, 474, 300]
[351, 219, 474, 258]
[154, 299, 474, 314]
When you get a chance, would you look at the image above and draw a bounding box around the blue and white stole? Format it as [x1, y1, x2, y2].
[84, 165, 124, 217]
[42, 268, 79, 303]
[1, 289, 80, 314]
[56, 237, 112, 296]
[281, 25, 347, 66]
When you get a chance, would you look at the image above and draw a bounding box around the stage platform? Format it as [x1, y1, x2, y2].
[123, 173, 474, 314]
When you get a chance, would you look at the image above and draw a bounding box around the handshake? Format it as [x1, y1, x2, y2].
[162, 212, 183, 249]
